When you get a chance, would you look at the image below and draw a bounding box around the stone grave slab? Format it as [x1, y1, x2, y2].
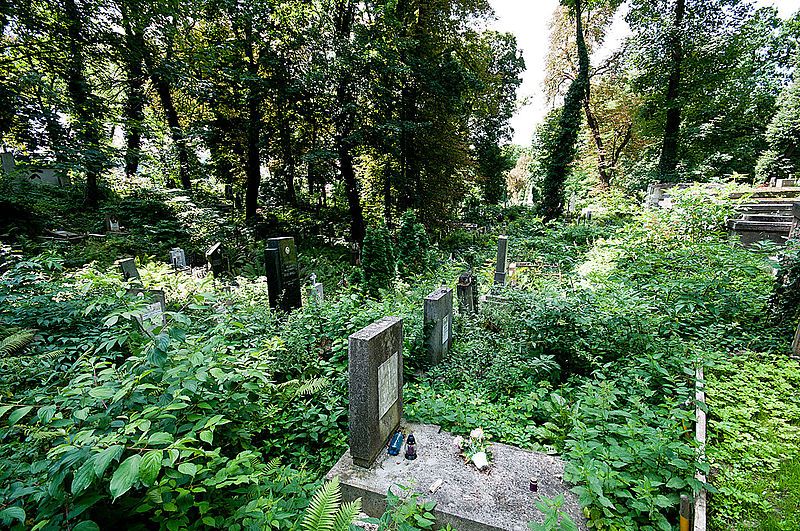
[349, 316, 403, 468]
[327, 422, 588, 531]
[424, 287, 453, 365]
[494, 236, 509, 286]
[117, 258, 140, 281]
[265, 237, 302, 311]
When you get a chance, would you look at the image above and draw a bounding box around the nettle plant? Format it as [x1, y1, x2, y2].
[0, 257, 339, 530]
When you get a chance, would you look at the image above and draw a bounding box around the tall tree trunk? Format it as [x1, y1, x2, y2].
[64, 0, 103, 207]
[658, 0, 686, 181]
[584, 101, 611, 189]
[541, 0, 589, 221]
[333, 0, 366, 244]
[243, 33, 262, 221]
[121, 10, 146, 178]
[279, 112, 296, 205]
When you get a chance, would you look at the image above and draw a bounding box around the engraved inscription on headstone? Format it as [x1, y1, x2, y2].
[424, 287, 453, 366]
[127, 288, 166, 333]
[170, 248, 187, 269]
[377, 351, 399, 418]
[265, 237, 302, 312]
[348, 316, 403, 468]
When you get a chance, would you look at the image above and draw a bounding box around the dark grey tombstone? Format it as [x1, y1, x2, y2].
[349, 317, 403, 468]
[494, 236, 509, 286]
[117, 258, 140, 281]
[456, 272, 477, 315]
[206, 242, 225, 276]
[1, 152, 15, 175]
[424, 287, 453, 366]
[127, 288, 166, 333]
[265, 237, 302, 312]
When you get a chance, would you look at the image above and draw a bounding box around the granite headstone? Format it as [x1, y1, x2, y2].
[206, 242, 225, 276]
[456, 272, 478, 315]
[117, 258, 140, 281]
[265, 237, 302, 311]
[349, 316, 404, 468]
[424, 287, 453, 365]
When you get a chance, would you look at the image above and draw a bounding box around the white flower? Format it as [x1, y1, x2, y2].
[470, 428, 484, 441]
[452, 436, 464, 453]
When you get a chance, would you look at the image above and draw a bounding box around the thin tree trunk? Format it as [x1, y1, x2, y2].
[121, 12, 145, 178]
[333, 0, 366, 244]
[243, 33, 262, 221]
[64, 0, 103, 207]
[658, 0, 686, 181]
[583, 100, 611, 189]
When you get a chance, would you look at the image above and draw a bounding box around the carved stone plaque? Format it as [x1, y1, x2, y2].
[378, 351, 399, 418]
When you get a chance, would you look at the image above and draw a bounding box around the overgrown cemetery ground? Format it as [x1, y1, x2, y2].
[1, 181, 800, 530]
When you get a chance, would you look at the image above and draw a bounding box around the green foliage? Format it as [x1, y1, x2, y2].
[301, 477, 361, 531]
[706, 352, 800, 530]
[0, 329, 35, 356]
[360, 222, 396, 298]
[528, 494, 578, 531]
[363, 485, 440, 531]
[756, 73, 800, 182]
[395, 210, 431, 279]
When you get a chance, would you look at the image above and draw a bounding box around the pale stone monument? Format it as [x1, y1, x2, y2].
[265, 237, 302, 311]
[170, 248, 187, 269]
[424, 287, 453, 365]
[494, 236, 509, 286]
[348, 316, 403, 468]
[309, 273, 324, 302]
[1, 152, 15, 175]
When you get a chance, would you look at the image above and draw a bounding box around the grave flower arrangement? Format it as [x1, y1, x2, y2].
[453, 428, 493, 471]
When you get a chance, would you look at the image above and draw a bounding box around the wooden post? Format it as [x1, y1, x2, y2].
[694, 366, 707, 531]
[679, 494, 691, 531]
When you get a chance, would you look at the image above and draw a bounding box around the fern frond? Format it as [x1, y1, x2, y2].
[264, 457, 281, 474]
[296, 377, 329, 397]
[333, 499, 361, 531]
[0, 330, 35, 356]
[302, 477, 341, 531]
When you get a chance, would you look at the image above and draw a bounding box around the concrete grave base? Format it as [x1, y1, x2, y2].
[327, 423, 588, 531]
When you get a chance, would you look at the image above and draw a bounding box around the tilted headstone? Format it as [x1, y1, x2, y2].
[265, 237, 302, 311]
[170, 248, 187, 269]
[456, 272, 478, 314]
[424, 287, 453, 366]
[494, 235, 509, 286]
[206, 242, 225, 276]
[127, 288, 166, 333]
[349, 316, 403, 468]
[1, 152, 15, 175]
[117, 258, 140, 281]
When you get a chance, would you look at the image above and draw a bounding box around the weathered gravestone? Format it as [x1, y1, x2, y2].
[170, 248, 187, 269]
[1, 152, 15, 175]
[348, 316, 404, 468]
[206, 242, 225, 276]
[105, 216, 121, 233]
[127, 288, 166, 333]
[494, 236, 509, 286]
[26, 168, 70, 187]
[791, 202, 800, 240]
[424, 287, 453, 365]
[456, 272, 478, 315]
[264, 237, 302, 312]
[117, 258, 140, 282]
[309, 273, 324, 302]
